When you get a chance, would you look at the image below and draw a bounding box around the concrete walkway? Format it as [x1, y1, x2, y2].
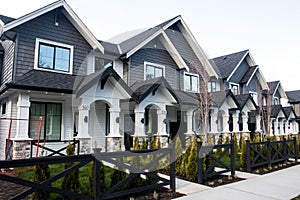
[177, 164, 300, 200]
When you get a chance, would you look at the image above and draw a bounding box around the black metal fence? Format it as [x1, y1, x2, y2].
[246, 137, 298, 172]
[0, 148, 175, 200]
[197, 140, 235, 183]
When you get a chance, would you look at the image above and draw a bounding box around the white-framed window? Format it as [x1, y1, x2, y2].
[208, 81, 216, 92]
[144, 62, 165, 80]
[184, 72, 199, 93]
[249, 91, 258, 104]
[230, 83, 239, 95]
[34, 38, 74, 74]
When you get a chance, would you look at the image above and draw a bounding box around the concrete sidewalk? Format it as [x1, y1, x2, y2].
[177, 164, 300, 200]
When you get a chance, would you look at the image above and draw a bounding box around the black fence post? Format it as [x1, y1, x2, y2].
[294, 137, 298, 162]
[283, 138, 287, 163]
[94, 158, 101, 200]
[230, 139, 235, 177]
[197, 141, 203, 184]
[267, 139, 271, 167]
[30, 140, 33, 158]
[170, 147, 176, 193]
[246, 140, 251, 172]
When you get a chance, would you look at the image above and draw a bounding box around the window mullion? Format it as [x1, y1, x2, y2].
[53, 47, 56, 70]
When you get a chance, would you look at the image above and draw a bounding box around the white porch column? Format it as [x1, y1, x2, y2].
[255, 115, 262, 132]
[273, 119, 279, 135]
[185, 110, 194, 135]
[232, 110, 240, 133]
[242, 114, 249, 132]
[108, 107, 121, 137]
[76, 104, 91, 154]
[12, 93, 32, 159]
[279, 119, 284, 135]
[223, 114, 230, 133]
[292, 120, 297, 134]
[134, 109, 146, 137]
[210, 109, 218, 134]
[14, 93, 30, 139]
[157, 109, 167, 136]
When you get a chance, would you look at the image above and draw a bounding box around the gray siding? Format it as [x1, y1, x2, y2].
[229, 60, 249, 83]
[0, 40, 15, 90]
[12, 9, 92, 79]
[130, 43, 180, 90]
[245, 75, 260, 93]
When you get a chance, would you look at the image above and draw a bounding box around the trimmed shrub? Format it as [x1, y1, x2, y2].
[32, 164, 50, 200]
[240, 139, 247, 169]
[233, 133, 238, 156]
[133, 137, 140, 150]
[216, 136, 223, 155]
[185, 137, 198, 181]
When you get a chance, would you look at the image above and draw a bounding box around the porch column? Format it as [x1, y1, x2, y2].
[279, 119, 284, 135]
[12, 93, 32, 159]
[242, 114, 249, 132]
[134, 109, 146, 137]
[255, 115, 262, 132]
[273, 118, 279, 136]
[157, 109, 169, 148]
[292, 120, 297, 134]
[210, 109, 218, 134]
[223, 114, 230, 133]
[76, 104, 92, 154]
[185, 110, 194, 135]
[232, 110, 240, 133]
[106, 106, 122, 152]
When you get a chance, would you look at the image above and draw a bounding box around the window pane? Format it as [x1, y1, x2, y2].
[146, 65, 155, 80]
[184, 74, 190, 91]
[191, 76, 198, 92]
[46, 103, 61, 140]
[39, 44, 54, 69]
[55, 47, 70, 72]
[155, 67, 163, 78]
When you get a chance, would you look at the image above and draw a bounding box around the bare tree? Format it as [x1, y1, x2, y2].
[258, 88, 272, 137]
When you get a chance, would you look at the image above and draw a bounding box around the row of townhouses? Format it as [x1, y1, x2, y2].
[0, 0, 299, 159]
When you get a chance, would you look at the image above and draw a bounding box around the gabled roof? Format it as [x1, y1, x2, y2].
[76, 66, 133, 98]
[270, 105, 283, 118]
[240, 66, 258, 84]
[131, 77, 178, 104]
[234, 94, 257, 110]
[282, 106, 296, 119]
[0, 15, 15, 24]
[210, 50, 249, 79]
[4, 70, 79, 94]
[267, 81, 287, 99]
[1, 0, 104, 52]
[210, 89, 238, 109]
[286, 90, 300, 103]
[174, 90, 199, 106]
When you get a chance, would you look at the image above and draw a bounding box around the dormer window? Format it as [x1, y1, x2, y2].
[34, 38, 73, 74]
[273, 97, 279, 105]
[144, 62, 165, 80]
[208, 81, 216, 92]
[230, 83, 239, 95]
[184, 72, 199, 93]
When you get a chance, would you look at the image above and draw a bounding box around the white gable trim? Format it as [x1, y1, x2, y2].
[176, 18, 219, 78]
[3, 0, 104, 52]
[245, 67, 258, 86]
[255, 68, 269, 90]
[227, 50, 249, 81]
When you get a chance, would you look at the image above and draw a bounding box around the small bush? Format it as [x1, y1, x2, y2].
[31, 164, 50, 200]
[240, 139, 247, 169]
[185, 137, 198, 181]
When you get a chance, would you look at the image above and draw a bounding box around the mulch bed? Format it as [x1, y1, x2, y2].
[241, 161, 300, 175]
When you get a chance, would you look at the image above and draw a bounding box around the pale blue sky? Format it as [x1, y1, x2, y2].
[2, 0, 300, 90]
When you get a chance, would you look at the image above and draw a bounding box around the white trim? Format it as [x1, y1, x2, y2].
[176, 19, 219, 78]
[144, 61, 165, 80]
[183, 71, 199, 93]
[227, 51, 249, 81]
[245, 66, 258, 86]
[256, 68, 269, 90]
[34, 38, 74, 75]
[2, 0, 104, 52]
[229, 82, 239, 95]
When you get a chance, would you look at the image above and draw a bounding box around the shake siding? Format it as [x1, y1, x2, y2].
[12, 9, 92, 79]
[130, 48, 179, 90]
[229, 60, 249, 83]
[0, 40, 15, 90]
[165, 27, 203, 74]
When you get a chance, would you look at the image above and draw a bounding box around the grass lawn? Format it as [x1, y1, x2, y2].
[215, 153, 241, 170]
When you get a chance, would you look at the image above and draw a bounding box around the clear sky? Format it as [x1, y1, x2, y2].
[2, 0, 300, 91]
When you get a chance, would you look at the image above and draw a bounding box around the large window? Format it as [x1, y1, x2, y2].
[184, 73, 199, 92]
[208, 81, 216, 92]
[230, 83, 239, 95]
[35, 38, 73, 74]
[29, 102, 62, 141]
[144, 62, 164, 80]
